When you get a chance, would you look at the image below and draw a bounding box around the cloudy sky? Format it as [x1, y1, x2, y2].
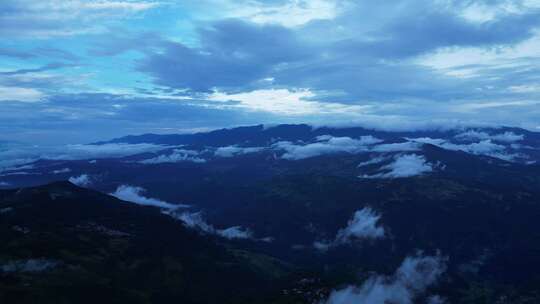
[1, 0, 540, 144]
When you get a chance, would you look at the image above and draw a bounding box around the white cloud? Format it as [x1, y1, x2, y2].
[315, 207, 385, 251]
[459, 3, 499, 23]
[370, 141, 422, 153]
[217, 0, 341, 28]
[172, 211, 215, 232]
[308, 119, 496, 134]
[314, 135, 333, 141]
[0, 86, 45, 102]
[407, 137, 520, 161]
[0, 142, 170, 172]
[214, 145, 264, 157]
[457, 1, 536, 24]
[0, 171, 38, 176]
[361, 154, 433, 179]
[454, 130, 524, 142]
[69, 174, 91, 187]
[0, 158, 36, 173]
[0, 181, 11, 187]
[322, 253, 447, 304]
[313, 241, 332, 251]
[405, 137, 447, 146]
[357, 156, 388, 167]
[110, 185, 187, 209]
[19, 1, 159, 13]
[58, 143, 170, 160]
[273, 135, 383, 160]
[109, 186, 259, 241]
[272, 136, 430, 161]
[80, 1, 159, 11]
[456, 141, 521, 161]
[451, 139, 505, 154]
[0, 0, 160, 38]
[216, 226, 254, 239]
[51, 168, 71, 174]
[335, 208, 385, 243]
[208, 88, 368, 116]
[138, 149, 206, 164]
[416, 30, 540, 78]
[167, 211, 254, 240]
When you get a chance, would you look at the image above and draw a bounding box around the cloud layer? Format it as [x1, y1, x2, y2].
[274, 135, 383, 160]
[0, 142, 170, 172]
[455, 130, 524, 143]
[323, 253, 447, 304]
[361, 154, 434, 179]
[315, 207, 385, 251]
[171, 211, 254, 240]
[110, 185, 184, 209]
[167, 211, 255, 240]
[335, 208, 385, 243]
[139, 149, 206, 164]
[214, 145, 264, 157]
[68, 174, 91, 187]
[2, 1, 540, 142]
[408, 137, 522, 161]
[110, 184, 256, 240]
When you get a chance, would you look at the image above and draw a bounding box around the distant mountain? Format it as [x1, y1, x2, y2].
[100, 123, 540, 149]
[94, 123, 540, 165]
[2, 124, 540, 303]
[0, 182, 294, 304]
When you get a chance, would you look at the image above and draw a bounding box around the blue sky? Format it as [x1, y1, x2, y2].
[1, 0, 540, 144]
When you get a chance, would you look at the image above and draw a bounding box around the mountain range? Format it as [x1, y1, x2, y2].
[1, 124, 540, 303]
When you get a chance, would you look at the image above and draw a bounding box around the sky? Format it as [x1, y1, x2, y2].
[1, 0, 540, 144]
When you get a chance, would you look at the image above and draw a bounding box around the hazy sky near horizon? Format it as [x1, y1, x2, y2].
[1, 0, 540, 144]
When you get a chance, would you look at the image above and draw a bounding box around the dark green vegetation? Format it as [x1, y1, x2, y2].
[0, 182, 298, 304]
[2, 125, 540, 303]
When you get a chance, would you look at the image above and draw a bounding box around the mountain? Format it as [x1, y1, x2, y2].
[0, 181, 295, 304]
[2, 124, 540, 303]
[100, 124, 540, 156]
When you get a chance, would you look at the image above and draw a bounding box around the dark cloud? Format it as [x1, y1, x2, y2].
[138, 19, 311, 92]
[0, 93, 278, 144]
[136, 2, 540, 104]
[329, 1, 540, 59]
[1, 0, 540, 144]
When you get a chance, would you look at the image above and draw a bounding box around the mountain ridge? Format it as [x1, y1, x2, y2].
[0, 181, 296, 304]
[97, 123, 540, 147]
